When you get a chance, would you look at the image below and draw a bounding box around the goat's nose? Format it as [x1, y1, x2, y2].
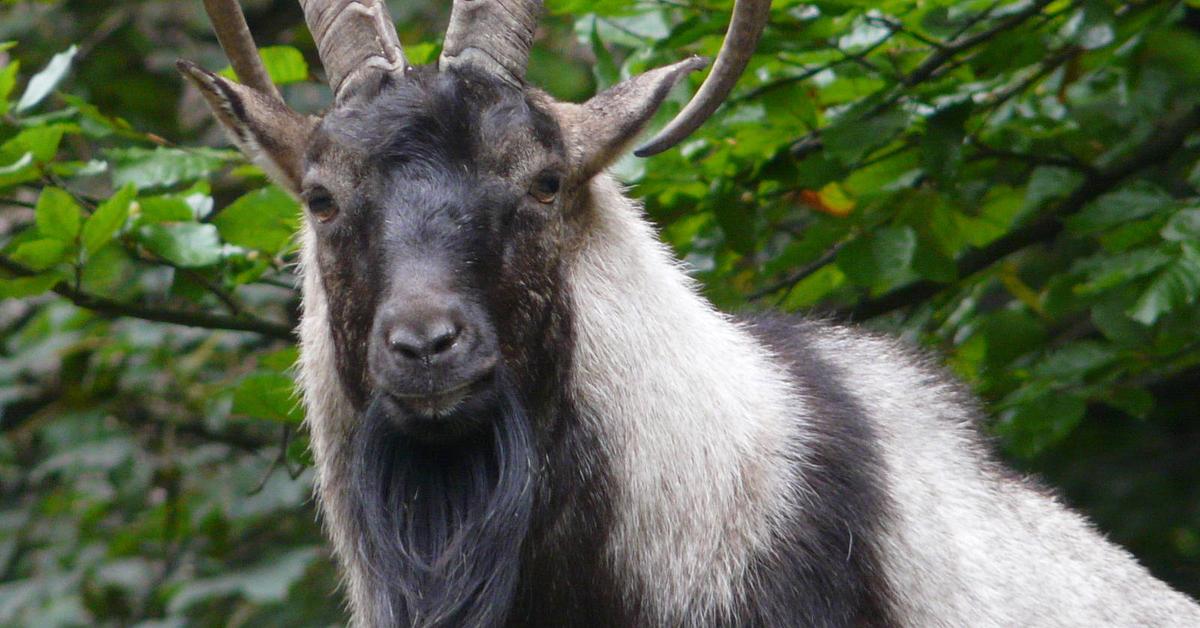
[386, 315, 464, 361]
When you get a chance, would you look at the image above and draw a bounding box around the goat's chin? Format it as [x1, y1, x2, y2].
[350, 369, 535, 627]
[372, 382, 499, 444]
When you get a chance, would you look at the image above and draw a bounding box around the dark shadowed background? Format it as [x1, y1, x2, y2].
[1, 0, 1198, 624]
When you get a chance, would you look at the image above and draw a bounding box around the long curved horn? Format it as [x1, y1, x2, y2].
[634, 0, 771, 157]
[202, 0, 280, 100]
[299, 0, 407, 101]
[439, 0, 542, 89]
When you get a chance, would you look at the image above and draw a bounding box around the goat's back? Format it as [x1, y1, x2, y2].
[746, 315, 1200, 627]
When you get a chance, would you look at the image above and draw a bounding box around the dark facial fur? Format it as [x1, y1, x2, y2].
[304, 68, 578, 626]
[350, 367, 535, 627]
[303, 67, 571, 417]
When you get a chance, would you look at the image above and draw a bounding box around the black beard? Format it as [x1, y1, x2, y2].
[350, 368, 535, 627]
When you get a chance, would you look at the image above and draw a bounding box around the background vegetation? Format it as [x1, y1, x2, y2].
[1, 0, 1199, 624]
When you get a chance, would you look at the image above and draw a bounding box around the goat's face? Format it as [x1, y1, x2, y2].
[180, 56, 708, 440]
[304, 69, 571, 441]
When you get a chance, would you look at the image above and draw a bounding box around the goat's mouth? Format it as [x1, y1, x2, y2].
[372, 371, 498, 443]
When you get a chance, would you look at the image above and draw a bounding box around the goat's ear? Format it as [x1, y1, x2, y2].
[554, 57, 708, 180]
[177, 60, 315, 196]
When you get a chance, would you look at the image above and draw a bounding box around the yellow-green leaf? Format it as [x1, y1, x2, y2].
[82, 184, 135, 255]
[35, 187, 82, 242]
[11, 238, 69, 270]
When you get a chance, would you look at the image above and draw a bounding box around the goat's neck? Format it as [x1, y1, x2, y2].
[562, 175, 803, 622]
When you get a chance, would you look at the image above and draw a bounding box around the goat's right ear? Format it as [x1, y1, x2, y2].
[177, 60, 315, 196]
[553, 57, 708, 181]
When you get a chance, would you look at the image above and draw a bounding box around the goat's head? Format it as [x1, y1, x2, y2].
[180, 0, 767, 442]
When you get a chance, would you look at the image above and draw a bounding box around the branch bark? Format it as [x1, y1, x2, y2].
[0, 256, 295, 341]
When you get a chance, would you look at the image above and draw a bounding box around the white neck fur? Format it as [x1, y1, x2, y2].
[565, 175, 806, 624]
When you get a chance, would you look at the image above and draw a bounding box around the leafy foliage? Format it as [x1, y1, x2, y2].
[2, 0, 1199, 624]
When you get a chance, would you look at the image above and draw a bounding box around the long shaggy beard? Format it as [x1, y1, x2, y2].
[349, 369, 535, 627]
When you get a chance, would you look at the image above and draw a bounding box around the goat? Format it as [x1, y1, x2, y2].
[180, 0, 1200, 625]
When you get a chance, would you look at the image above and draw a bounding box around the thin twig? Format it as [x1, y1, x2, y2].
[0, 255, 294, 340]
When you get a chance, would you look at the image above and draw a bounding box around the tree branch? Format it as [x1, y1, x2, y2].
[0, 256, 294, 340]
[842, 104, 1200, 320]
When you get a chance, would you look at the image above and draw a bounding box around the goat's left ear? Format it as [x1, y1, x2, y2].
[177, 60, 316, 196]
[554, 57, 708, 180]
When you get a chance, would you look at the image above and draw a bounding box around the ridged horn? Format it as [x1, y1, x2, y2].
[439, 0, 542, 89]
[634, 0, 771, 156]
[299, 0, 407, 100]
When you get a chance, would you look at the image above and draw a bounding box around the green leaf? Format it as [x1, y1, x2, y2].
[16, 45, 77, 113]
[1067, 182, 1173, 235]
[137, 223, 224, 268]
[0, 152, 38, 189]
[35, 187, 82, 242]
[220, 46, 309, 86]
[1162, 208, 1200, 242]
[232, 372, 303, 424]
[0, 273, 60, 298]
[997, 391, 1087, 458]
[10, 239, 68, 271]
[837, 225, 917, 294]
[212, 186, 300, 254]
[823, 109, 907, 165]
[0, 59, 19, 116]
[107, 147, 232, 190]
[1072, 248, 1173, 296]
[1128, 246, 1200, 325]
[137, 195, 195, 224]
[0, 124, 74, 163]
[1032, 340, 1117, 380]
[588, 19, 620, 89]
[1024, 166, 1083, 213]
[781, 264, 845, 310]
[920, 101, 971, 183]
[81, 184, 136, 256]
[168, 548, 319, 613]
[403, 42, 441, 66]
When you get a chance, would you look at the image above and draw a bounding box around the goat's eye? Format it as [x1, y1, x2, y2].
[305, 188, 339, 223]
[529, 172, 560, 204]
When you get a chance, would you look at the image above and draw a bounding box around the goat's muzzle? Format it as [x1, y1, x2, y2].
[367, 285, 500, 442]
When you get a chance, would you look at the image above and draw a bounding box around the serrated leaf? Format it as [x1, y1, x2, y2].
[81, 184, 135, 256]
[16, 45, 77, 113]
[212, 186, 300, 254]
[137, 223, 223, 268]
[35, 187, 81, 242]
[11, 239, 68, 270]
[232, 372, 302, 424]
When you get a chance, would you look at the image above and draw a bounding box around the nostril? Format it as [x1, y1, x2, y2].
[429, 325, 460, 355]
[386, 320, 464, 360]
